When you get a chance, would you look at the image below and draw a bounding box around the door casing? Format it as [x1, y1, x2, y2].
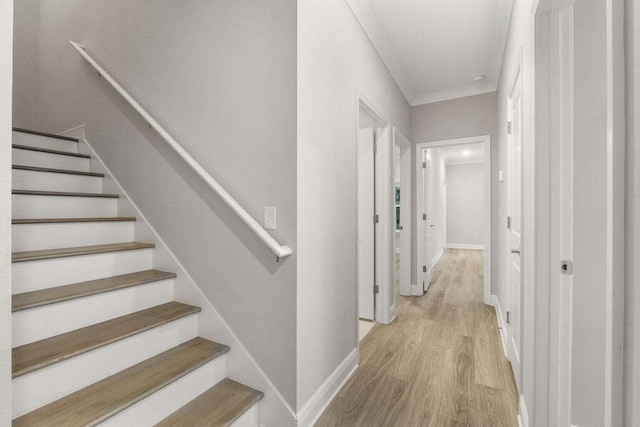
[414, 135, 492, 304]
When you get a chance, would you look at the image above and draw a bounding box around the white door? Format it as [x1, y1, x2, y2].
[358, 128, 375, 320]
[507, 69, 523, 391]
[421, 149, 433, 292]
[398, 145, 411, 296]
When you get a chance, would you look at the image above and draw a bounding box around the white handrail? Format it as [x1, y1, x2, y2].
[70, 41, 292, 261]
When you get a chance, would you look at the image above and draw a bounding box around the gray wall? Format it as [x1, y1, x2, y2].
[410, 92, 498, 288]
[0, 0, 12, 423]
[15, 0, 298, 407]
[12, 0, 39, 129]
[446, 163, 485, 246]
[626, 0, 640, 423]
[297, 0, 411, 409]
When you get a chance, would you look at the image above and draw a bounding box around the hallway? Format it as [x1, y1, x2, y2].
[316, 249, 518, 426]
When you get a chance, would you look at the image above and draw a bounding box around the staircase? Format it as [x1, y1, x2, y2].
[10, 128, 264, 426]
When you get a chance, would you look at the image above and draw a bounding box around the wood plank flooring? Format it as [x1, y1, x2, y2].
[316, 249, 518, 427]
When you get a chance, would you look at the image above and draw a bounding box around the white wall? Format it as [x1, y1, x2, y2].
[12, 0, 39, 129]
[411, 92, 498, 288]
[625, 0, 640, 423]
[0, 0, 12, 423]
[425, 148, 446, 268]
[446, 163, 484, 247]
[297, 0, 411, 413]
[14, 0, 298, 409]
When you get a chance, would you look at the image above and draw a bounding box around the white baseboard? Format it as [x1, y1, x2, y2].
[518, 394, 529, 427]
[430, 247, 445, 271]
[389, 304, 396, 323]
[445, 243, 484, 250]
[490, 295, 509, 359]
[296, 349, 358, 427]
[69, 127, 296, 427]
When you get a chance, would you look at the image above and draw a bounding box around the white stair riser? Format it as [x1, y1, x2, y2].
[13, 279, 174, 346]
[13, 131, 78, 153]
[13, 148, 90, 171]
[12, 315, 199, 418]
[230, 404, 260, 427]
[13, 169, 103, 193]
[13, 194, 118, 219]
[101, 355, 228, 427]
[12, 221, 134, 252]
[12, 249, 154, 293]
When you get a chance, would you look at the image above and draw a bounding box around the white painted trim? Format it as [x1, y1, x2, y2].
[445, 243, 484, 250]
[519, 394, 530, 427]
[429, 247, 445, 271]
[63, 126, 296, 426]
[69, 41, 291, 262]
[356, 92, 395, 326]
[491, 294, 509, 359]
[295, 349, 358, 427]
[415, 135, 492, 305]
[393, 127, 413, 299]
[605, 0, 626, 425]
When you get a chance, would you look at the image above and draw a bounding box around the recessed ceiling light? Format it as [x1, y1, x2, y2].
[462, 150, 471, 156]
[472, 74, 485, 83]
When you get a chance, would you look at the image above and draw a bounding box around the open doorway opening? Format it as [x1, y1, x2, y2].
[356, 97, 388, 341]
[415, 135, 492, 303]
[393, 129, 412, 309]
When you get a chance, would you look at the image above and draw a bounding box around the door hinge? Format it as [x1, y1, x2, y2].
[507, 216, 512, 229]
[506, 311, 511, 324]
[422, 213, 427, 221]
[422, 265, 427, 273]
[507, 121, 513, 135]
[422, 161, 427, 169]
[373, 214, 379, 224]
[373, 143, 379, 154]
[560, 260, 573, 275]
[374, 284, 379, 294]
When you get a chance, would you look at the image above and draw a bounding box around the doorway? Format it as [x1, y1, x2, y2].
[415, 135, 492, 303]
[356, 97, 389, 335]
[393, 128, 412, 307]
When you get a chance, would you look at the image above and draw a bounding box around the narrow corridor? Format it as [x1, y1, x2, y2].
[316, 249, 518, 426]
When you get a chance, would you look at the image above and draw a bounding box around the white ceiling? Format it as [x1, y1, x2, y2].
[346, 0, 513, 106]
[436, 143, 484, 165]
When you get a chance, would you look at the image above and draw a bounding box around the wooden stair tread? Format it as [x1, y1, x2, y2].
[12, 269, 177, 312]
[12, 189, 119, 198]
[12, 143, 89, 158]
[12, 302, 201, 378]
[12, 217, 136, 224]
[156, 378, 264, 427]
[12, 241, 154, 263]
[13, 127, 79, 142]
[13, 164, 104, 177]
[13, 337, 229, 427]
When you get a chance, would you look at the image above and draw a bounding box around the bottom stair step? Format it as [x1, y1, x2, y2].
[156, 378, 264, 427]
[13, 337, 230, 427]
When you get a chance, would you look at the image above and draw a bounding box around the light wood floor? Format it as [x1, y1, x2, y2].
[316, 249, 518, 427]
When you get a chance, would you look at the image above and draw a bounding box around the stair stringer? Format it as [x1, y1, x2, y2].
[60, 125, 296, 427]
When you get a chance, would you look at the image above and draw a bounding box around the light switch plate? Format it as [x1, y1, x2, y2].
[264, 206, 276, 230]
[498, 170, 504, 182]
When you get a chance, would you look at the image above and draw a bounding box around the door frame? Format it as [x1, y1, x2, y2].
[393, 128, 412, 302]
[415, 135, 492, 304]
[355, 92, 395, 327]
[531, 0, 625, 425]
[506, 50, 524, 392]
